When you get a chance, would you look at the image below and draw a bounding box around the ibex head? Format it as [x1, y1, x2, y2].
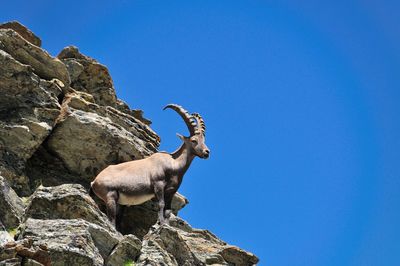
[164, 104, 210, 159]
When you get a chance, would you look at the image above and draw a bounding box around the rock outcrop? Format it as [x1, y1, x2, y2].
[138, 217, 258, 266]
[0, 21, 258, 265]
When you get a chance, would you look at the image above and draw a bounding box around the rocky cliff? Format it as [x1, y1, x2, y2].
[0, 21, 259, 266]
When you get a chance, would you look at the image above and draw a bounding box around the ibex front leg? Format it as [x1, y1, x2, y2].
[163, 193, 174, 225]
[154, 181, 166, 225]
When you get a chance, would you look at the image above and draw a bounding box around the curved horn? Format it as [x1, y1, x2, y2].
[163, 104, 197, 136]
[192, 113, 206, 136]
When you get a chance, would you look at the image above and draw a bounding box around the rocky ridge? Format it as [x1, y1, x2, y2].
[0, 21, 259, 265]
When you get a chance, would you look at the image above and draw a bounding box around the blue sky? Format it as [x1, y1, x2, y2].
[2, 1, 400, 265]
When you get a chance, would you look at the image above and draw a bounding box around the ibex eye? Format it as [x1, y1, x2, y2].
[191, 139, 198, 144]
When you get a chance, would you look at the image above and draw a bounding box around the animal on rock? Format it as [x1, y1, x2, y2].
[90, 104, 210, 227]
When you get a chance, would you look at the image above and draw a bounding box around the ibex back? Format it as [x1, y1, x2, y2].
[90, 104, 210, 227]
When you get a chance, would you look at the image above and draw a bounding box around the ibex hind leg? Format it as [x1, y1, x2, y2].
[105, 191, 119, 228]
[116, 205, 126, 232]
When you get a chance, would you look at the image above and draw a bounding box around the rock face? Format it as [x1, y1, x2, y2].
[0, 176, 24, 230]
[105, 234, 141, 266]
[24, 184, 115, 232]
[0, 21, 41, 47]
[138, 217, 259, 266]
[0, 47, 63, 194]
[0, 29, 69, 86]
[19, 218, 119, 266]
[0, 21, 259, 265]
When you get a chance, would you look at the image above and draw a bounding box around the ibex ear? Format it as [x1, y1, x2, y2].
[176, 133, 185, 141]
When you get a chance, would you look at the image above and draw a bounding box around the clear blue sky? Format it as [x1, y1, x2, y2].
[2, 1, 400, 265]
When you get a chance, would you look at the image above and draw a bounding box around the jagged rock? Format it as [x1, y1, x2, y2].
[120, 192, 188, 238]
[172, 192, 189, 213]
[19, 219, 121, 266]
[25, 184, 115, 232]
[0, 29, 69, 86]
[138, 216, 259, 266]
[0, 49, 62, 194]
[0, 21, 41, 47]
[59, 90, 159, 146]
[105, 234, 141, 266]
[36, 91, 159, 185]
[57, 46, 118, 108]
[138, 239, 178, 266]
[57, 46, 152, 124]
[0, 176, 24, 230]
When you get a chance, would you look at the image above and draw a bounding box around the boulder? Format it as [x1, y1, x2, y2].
[19, 218, 121, 266]
[137, 216, 259, 266]
[0, 21, 41, 46]
[0, 49, 62, 194]
[0, 238, 50, 266]
[25, 184, 115, 232]
[0, 176, 25, 230]
[105, 234, 141, 266]
[0, 29, 69, 86]
[38, 92, 159, 185]
[57, 46, 118, 108]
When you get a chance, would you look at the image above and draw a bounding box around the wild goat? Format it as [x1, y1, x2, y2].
[90, 104, 210, 227]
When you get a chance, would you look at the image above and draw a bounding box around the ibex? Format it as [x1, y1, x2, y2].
[90, 104, 210, 227]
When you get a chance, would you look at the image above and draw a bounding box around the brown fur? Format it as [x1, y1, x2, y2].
[90, 104, 209, 227]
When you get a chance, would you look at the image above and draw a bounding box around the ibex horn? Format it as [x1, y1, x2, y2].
[163, 104, 197, 136]
[192, 113, 206, 136]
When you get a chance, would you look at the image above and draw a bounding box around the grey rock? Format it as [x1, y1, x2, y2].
[42, 92, 158, 184]
[19, 218, 121, 266]
[137, 238, 178, 266]
[0, 29, 70, 86]
[0, 176, 24, 230]
[0, 222, 13, 248]
[138, 216, 259, 266]
[0, 49, 62, 194]
[58, 46, 153, 124]
[0, 231, 13, 248]
[106, 234, 141, 266]
[62, 58, 85, 82]
[25, 184, 115, 232]
[0, 21, 41, 47]
[57, 46, 117, 108]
